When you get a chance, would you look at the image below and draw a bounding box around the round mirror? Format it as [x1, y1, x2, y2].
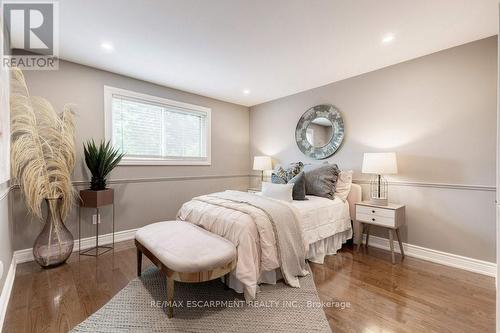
[306, 117, 334, 147]
[295, 104, 344, 159]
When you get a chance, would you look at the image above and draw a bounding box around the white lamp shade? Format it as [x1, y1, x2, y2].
[362, 152, 398, 174]
[253, 156, 272, 171]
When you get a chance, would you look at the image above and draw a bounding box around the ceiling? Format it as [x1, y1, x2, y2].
[59, 0, 498, 107]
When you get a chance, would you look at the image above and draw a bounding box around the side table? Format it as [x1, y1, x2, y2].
[78, 188, 115, 256]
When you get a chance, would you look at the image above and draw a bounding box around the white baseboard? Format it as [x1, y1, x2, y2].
[0, 259, 16, 331]
[365, 235, 496, 277]
[12, 228, 496, 276]
[13, 228, 138, 264]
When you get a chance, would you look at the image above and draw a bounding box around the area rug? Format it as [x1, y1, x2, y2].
[71, 267, 332, 332]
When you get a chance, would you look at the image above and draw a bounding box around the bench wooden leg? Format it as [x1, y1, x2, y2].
[137, 247, 143, 277]
[167, 277, 175, 318]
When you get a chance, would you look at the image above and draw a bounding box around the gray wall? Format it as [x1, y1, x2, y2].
[250, 36, 497, 262]
[12, 60, 250, 250]
[0, 43, 12, 292]
[0, 184, 12, 292]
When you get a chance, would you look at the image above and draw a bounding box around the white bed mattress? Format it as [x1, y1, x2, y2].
[289, 195, 351, 247]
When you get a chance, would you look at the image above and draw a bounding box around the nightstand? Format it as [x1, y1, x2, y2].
[355, 201, 406, 264]
[248, 188, 260, 193]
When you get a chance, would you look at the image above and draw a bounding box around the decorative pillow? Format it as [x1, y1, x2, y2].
[272, 162, 304, 183]
[288, 171, 306, 200]
[335, 170, 353, 202]
[271, 172, 287, 184]
[261, 182, 294, 202]
[304, 164, 340, 199]
[287, 162, 304, 180]
[271, 163, 306, 200]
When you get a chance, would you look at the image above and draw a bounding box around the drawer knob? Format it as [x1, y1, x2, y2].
[372, 210, 375, 213]
[372, 218, 375, 221]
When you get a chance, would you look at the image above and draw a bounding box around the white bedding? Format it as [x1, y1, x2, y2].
[177, 192, 351, 299]
[289, 195, 351, 248]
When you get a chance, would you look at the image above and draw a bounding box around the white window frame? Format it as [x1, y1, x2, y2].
[104, 86, 211, 166]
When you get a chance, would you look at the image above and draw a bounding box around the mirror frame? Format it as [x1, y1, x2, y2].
[295, 104, 344, 159]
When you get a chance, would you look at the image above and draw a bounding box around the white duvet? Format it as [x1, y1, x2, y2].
[176, 192, 351, 299]
[292, 195, 351, 246]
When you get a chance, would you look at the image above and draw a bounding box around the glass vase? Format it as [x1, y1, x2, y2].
[33, 198, 74, 268]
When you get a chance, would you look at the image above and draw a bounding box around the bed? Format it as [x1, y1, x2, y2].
[176, 183, 361, 300]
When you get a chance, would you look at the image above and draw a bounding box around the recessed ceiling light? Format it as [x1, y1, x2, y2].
[243, 89, 250, 95]
[382, 33, 395, 44]
[101, 42, 114, 52]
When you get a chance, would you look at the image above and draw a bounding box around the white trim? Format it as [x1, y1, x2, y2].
[0, 186, 9, 201]
[364, 235, 496, 277]
[0, 259, 16, 331]
[118, 158, 211, 166]
[103, 85, 211, 166]
[352, 179, 495, 192]
[11, 175, 494, 192]
[252, 174, 495, 191]
[11, 174, 249, 190]
[13, 228, 138, 264]
[11, 226, 496, 277]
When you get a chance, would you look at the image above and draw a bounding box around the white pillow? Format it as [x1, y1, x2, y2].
[335, 170, 353, 202]
[261, 182, 294, 202]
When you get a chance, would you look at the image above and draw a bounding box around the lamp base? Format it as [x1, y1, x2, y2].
[369, 197, 388, 206]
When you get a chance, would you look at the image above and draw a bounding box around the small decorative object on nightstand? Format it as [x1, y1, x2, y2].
[355, 201, 405, 264]
[362, 152, 398, 206]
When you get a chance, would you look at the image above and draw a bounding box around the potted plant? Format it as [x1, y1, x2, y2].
[10, 67, 77, 268]
[81, 140, 124, 207]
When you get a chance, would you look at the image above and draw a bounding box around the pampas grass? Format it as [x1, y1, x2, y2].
[10, 67, 76, 221]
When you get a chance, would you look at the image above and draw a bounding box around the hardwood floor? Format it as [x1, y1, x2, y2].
[2, 241, 495, 333]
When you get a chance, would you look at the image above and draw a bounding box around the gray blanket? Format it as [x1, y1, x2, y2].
[199, 190, 309, 288]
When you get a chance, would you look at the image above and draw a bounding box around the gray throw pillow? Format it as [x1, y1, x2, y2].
[288, 171, 306, 200]
[304, 164, 340, 199]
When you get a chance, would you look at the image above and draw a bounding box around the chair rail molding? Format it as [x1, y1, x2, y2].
[11, 174, 250, 189]
[249, 174, 495, 192]
[10, 175, 494, 192]
[352, 179, 495, 192]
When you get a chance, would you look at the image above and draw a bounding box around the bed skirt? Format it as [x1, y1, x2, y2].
[307, 228, 352, 264]
[226, 228, 352, 296]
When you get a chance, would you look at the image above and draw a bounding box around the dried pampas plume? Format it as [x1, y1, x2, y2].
[10, 67, 76, 221]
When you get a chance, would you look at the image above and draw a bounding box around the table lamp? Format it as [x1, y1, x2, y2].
[253, 156, 272, 183]
[362, 152, 398, 206]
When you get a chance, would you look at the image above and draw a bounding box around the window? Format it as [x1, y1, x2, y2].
[104, 86, 211, 165]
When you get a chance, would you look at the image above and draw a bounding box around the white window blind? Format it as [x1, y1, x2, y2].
[105, 87, 211, 165]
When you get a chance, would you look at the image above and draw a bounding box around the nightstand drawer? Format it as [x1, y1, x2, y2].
[356, 213, 396, 228]
[356, 205, 395, 219]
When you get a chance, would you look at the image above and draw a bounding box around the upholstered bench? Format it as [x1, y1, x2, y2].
[135, 221, 237, 318]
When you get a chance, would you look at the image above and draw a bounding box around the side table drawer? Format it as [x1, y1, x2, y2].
[356, 213, 396, 228]
[357, 205, 395, 218]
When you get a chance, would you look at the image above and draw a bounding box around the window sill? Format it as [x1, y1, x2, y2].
[119, 158, 211, 166]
